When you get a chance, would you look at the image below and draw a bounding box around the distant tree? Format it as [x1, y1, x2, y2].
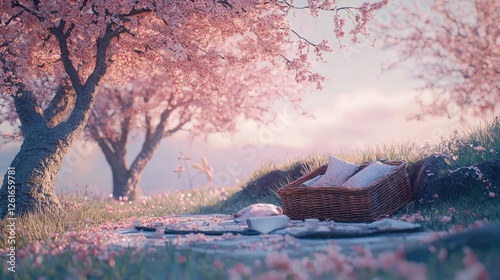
[377, 0, 499, 118]
[86, 63, 304, 200]
[0, 0, 388, 217]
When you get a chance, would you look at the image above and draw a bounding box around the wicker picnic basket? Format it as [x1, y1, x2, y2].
[277, 160, 414, 222]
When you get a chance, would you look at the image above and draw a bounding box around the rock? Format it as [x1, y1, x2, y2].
[476, 160, 500, 187]
[409, 154, 500, 203]
[409, 154, 451, 202]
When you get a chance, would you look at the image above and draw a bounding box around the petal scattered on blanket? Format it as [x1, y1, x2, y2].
[233, 203, 283, 222]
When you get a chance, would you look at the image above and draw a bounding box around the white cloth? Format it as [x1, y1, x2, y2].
[233, 203, 283, 223]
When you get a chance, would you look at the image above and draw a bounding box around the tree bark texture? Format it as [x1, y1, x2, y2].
[0, 130, 72, 217]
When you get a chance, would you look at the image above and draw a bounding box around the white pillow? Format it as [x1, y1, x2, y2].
[314, 156, 360, 186]
[341, 161, 396, 188]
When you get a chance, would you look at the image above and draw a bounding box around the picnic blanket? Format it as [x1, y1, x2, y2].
[134, 215, 423, 238]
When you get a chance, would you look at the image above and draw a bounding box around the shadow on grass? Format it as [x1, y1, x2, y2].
[194, 161, 316, 214]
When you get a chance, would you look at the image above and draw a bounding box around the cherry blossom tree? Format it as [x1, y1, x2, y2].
[86, 62, 305, 200]
[377, 0, 499, 118]
[0, 0, 388, 217]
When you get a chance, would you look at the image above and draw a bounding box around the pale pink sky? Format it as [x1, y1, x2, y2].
[0, 2, 494, 195]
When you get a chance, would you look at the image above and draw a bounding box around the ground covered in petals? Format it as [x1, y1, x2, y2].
[1, 187, 499, 279]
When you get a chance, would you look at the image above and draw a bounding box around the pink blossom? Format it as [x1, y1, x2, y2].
[265, 251, 292, 271]
[488, 192, 495, 198]
[438, 248, 448, 261]
[374, 0, 498, 116]
[35, 256, 44, 266]
[227, 263, 252, 280]
[440, 216, 452, 223]
[462, 247, 478, 267]
[490, 149, 495, 153]
[396, 262, 428, 280]
[213, 259, 224, 269]
[377, 251, 402, 270]
[455, 263, 489, 280]
[474, 146, 486, 152]
[355, 253, 376, 271]
[177, 255, 186, 264]
[173, 163, 185, 178]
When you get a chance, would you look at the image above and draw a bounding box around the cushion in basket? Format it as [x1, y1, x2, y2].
[301, 174, 323, 187]
[314, 156, 360, 186]
[341, 161, 397, 187]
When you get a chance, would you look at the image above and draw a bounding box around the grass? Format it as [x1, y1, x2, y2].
[1, 117, 499, 279]
[393, 197, 500, 232]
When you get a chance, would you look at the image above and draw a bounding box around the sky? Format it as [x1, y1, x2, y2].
[0, 1, 494, 196]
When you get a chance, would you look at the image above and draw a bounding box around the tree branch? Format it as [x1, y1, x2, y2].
[11, 0, 45, 22]
[43, 78, 76, 128]
[32, 0, 40, 11]
[216, 0, 233, 9]
[87, 121, 126, 170]
[119, 115, 132, 148]
[11, 88, 46, 133]
[291, 29, 318, 47]
[164, 115, 191, 137]
[84, 24, 123, 92]
[60, 24, 124, 134]
[49, 19, 82, 92]
[79, 0, 89, 11]
[280, 1, 358, 12]
[5, 10, 24, 25]
[144, 113, 153, 143]
[120, 7, 153, 17]
[116, 94, 133, 148]
[128, 120, 161, 177]
[128, 94, 176, 175]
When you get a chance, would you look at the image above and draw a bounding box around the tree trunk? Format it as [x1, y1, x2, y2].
[90, 114, 169, 201]
[0, 130, 73, 217]
[111, 164, 142, 201]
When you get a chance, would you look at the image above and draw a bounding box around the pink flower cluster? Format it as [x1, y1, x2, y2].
[227, 242, 429, 280]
